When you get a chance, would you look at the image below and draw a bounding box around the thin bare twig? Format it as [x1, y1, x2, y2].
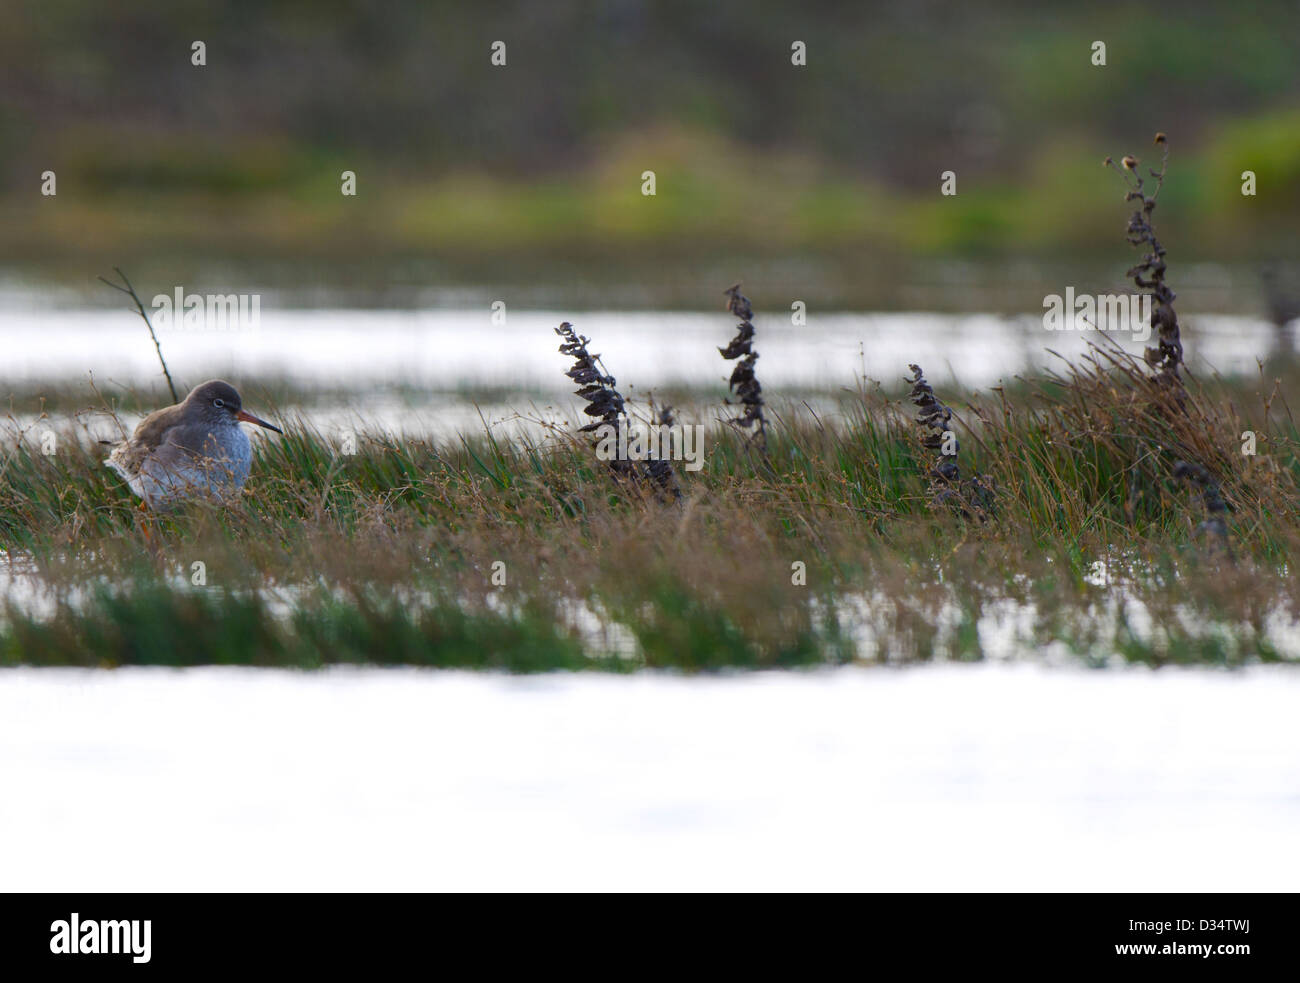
[98, 267, 179, 403]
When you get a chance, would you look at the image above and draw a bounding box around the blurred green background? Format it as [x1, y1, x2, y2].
[2, 0, 1298, 307]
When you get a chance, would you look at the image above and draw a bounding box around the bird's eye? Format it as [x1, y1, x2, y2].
[214, 398, 225, 408]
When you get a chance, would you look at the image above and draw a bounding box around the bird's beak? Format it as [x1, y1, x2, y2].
[236, 409, 283, 434]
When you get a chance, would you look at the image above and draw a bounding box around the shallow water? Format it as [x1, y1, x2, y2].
[0, 299, 1286, 394]
[1, 663, 1296, 890]
[2, 297, 1289, 443]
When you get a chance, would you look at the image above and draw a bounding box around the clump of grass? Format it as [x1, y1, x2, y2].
[719, 283, 768, 455]
[0, 385, 1297, 670]
[0, 581, 600, 671]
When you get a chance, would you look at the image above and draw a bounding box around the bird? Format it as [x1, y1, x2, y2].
[105, 380, 283, 510]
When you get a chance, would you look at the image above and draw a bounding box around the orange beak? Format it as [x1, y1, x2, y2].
[236, 409, 283, 434]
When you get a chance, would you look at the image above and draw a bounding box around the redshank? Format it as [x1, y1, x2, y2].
[105, 380, 283, 509]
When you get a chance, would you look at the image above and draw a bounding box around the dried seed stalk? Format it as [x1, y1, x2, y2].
[908, 364, 993, 519]
[720, 284, 768, 454]
[645, 397, 682, 501]
[555, 321, 679, 499]
[1105, 133, 1183, 391]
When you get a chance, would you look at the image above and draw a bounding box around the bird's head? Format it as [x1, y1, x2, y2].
[185, 380, 282, 433]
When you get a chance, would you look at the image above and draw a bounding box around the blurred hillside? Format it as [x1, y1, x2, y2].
[1, 0, 1298, 306]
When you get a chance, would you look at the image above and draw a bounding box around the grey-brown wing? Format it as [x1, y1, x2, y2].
[159, 422, 229, 458]
[112, 405, 184, 473]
